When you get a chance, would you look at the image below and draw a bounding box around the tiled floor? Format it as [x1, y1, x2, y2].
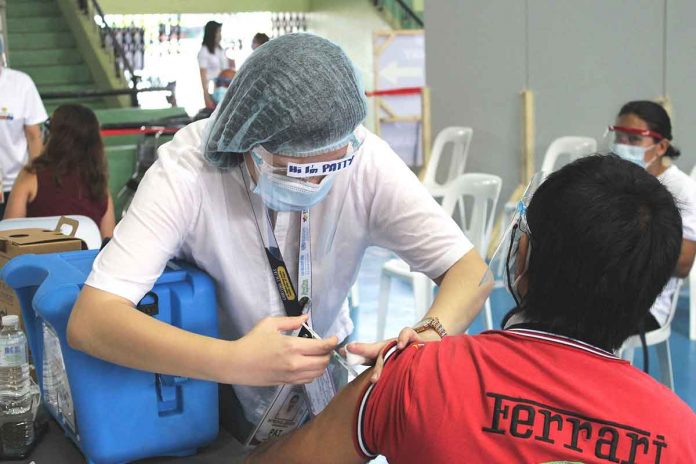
[351, 246, 696, 411]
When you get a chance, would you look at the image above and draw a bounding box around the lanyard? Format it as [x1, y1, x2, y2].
[240, 162, 314, 317]
[259, 206, 312, 318]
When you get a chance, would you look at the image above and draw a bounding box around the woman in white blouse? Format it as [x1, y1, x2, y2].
[198, 21, 231, 109]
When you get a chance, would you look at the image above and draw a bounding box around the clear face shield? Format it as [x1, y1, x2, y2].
[248, 132, 364, 213]
[603, 125, 663, 168]
[485, 172, 544, 308]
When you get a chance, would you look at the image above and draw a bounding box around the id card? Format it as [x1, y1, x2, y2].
[245, 384, 310, 447]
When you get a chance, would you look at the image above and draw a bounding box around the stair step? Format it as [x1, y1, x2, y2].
[8, 32, 75, 50]
[39, 83, 99, 95]
[7, 16, 68, 34]
[10, 48, 83, 67]
[21, 64, 92, 86]
[7, 2, 61, 18]
[45, 98, 113, 114]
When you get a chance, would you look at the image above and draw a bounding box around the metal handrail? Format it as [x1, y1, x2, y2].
[393, 0, 424, 27]
[40, 84, 174, 100]
[77, 0, 140, 106]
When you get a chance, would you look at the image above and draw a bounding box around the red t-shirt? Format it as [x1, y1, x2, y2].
[354, 329, 696, 463]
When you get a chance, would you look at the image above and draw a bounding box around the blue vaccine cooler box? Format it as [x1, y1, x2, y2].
[1, 250, 219, 464]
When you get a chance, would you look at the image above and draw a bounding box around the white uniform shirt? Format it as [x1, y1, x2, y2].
[0, 68, 48, 190]
[197, 46, 227, 85]
[652, 164, 696, 325]
[86, 120, 472, 422]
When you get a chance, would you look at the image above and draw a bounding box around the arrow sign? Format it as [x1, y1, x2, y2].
[381, 60, 423, 86]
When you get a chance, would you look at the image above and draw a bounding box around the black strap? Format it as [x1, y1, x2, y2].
[264, 247, 304, 317]
[262, 247, 311, 338]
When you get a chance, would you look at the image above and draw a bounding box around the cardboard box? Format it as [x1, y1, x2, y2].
[0, 217, 87, 324]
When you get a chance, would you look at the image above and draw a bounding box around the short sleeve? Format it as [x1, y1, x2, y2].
[22, 75, 48, 125]
[353, 342, 406, 459]
[365, 139, 473, 279]
[85, 123, 205, 304]
[678, 181, 696, 242]
[197, 47, 207, 68]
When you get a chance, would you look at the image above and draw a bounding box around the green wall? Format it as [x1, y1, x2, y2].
[99, 0, 310, 14]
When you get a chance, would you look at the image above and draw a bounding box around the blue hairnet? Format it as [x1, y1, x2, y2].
[204, 33, 368, 168]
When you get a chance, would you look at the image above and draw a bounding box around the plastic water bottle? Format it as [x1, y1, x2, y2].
[0, 315, 36, 458]
[42, 323, 59, 413]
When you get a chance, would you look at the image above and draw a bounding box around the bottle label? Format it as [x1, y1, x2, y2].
[0, 340, 27, 367]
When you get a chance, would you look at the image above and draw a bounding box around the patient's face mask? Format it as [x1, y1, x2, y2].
[250, 139, 360, 212]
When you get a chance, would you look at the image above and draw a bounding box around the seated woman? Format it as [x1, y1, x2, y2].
[609, 100, 696, 330]
[3, 104, 115, 239]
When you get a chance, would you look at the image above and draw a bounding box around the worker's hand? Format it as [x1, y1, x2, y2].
[230, 315, 338, 386]
[346, 326, 441, 383]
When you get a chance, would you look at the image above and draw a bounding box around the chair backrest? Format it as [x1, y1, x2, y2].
[660, 278, 684, 332]
[0, 215, 102, 250]
[540, 136, 597, 179]
[422, 127, 473, 188]
[439, 173, 502, 255]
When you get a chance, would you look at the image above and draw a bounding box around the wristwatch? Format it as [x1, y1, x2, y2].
[412, 316, 448, 339]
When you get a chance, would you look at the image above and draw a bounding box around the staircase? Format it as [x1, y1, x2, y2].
[6, 0, 114, 113]
[373, 0, 424, 30]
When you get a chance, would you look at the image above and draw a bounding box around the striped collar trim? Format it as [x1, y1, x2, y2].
[506, 328, 620, 360]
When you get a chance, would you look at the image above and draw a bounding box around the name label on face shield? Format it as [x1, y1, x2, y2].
[286, 154, 355, 178]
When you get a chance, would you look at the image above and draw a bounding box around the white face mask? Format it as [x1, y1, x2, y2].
[611, 143, 656, 169]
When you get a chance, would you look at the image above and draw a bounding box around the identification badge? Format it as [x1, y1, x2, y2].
[246, 384, 310, 447]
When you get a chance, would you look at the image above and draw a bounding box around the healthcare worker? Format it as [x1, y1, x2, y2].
[67, 34, 487, 434]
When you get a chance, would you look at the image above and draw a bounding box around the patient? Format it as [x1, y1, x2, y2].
[4, 104, 115, 239]
[247, 155, 696, 463]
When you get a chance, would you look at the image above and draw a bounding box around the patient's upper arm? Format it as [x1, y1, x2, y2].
[246, 342, 415, 463]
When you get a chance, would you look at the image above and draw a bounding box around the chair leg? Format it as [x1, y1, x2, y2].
[350, 283, 360, 309]
[620, 346, 635, 364]
[413, 274, 431, 322]
[347, 284, 360, 343]
[690, 279, 696, 340]
[655, 341, 675, 391]
[484, 298, 494, 331]
[377, 273, 391, 341]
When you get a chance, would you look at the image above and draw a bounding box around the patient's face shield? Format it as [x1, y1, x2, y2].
[484, 173, 544, 304]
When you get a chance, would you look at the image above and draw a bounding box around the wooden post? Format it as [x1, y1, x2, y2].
[419, 86, 432, 180]
[522, 89, 535, 184]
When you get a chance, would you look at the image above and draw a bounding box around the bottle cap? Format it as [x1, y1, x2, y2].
[1, 315, 19, 327]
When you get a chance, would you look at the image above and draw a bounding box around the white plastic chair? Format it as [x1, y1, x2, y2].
[690, 165, 696, 340]
[0, 215, 102, 250]
[540, 136, 597, 179]
[618, 279, 683, 391]
[422, 127, 473, 196]
[495, 136, 597, 277]
[377, 173, 502, 340]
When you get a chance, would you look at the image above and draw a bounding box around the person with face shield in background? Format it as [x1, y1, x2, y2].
[607, 100, 696, 332]
[66, 34, 488, 444]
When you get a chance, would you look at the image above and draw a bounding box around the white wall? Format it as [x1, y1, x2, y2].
[307, 0, 391, 131]
[426, 0, 696, 207]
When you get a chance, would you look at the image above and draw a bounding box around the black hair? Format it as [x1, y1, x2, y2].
[252, 33, 270, 48]
[202, 21, 222, 54]
[618, 100, 681, 158]
[517, 154, 681, 351]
